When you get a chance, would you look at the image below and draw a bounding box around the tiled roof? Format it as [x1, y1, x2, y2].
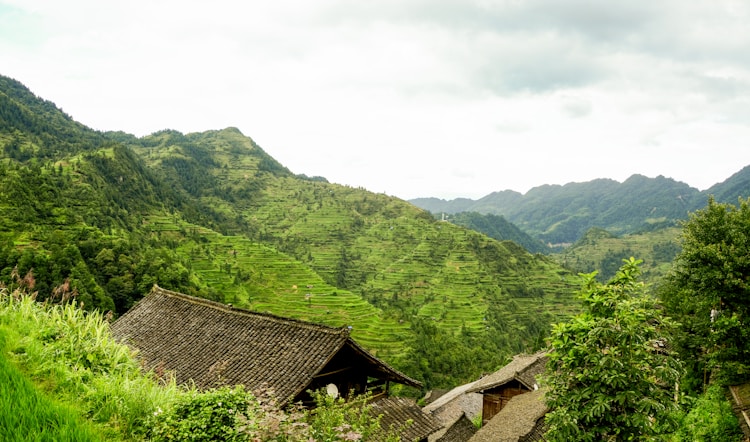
[468, 351, 548, 394]
[370, 396, 442, 442]
[468, 389, 548, 442]
[436, 413, 477, 442]
[110, 285, 419, 401]
[423, 380, 482, 442]
[423, 379, 480, 414]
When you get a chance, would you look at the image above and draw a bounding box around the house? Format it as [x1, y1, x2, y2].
[466, 351, 548, 425]
[110, 285, 422, 405]
[468, 388, 547, 442]
[422, 379, 482, 442]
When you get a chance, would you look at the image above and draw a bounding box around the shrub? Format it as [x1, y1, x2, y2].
[149, 386, 403, 442]
[672, 385, 743, 442]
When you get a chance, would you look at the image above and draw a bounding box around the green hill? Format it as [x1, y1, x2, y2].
[411, 170, 750, 246]
[441, 212, 551, 254]
[0, 74, 580, 388]
[552, 226, 682, 284]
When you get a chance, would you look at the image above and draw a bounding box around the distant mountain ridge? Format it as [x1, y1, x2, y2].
[411, 169, 750, 245]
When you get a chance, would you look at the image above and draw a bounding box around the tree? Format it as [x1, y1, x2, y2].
[544, 258, 683, 441]
[660, 197, 750, 388]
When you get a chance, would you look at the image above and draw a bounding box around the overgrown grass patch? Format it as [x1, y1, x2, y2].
[0, 333, 105, 441]
[0, 288, 183, 440]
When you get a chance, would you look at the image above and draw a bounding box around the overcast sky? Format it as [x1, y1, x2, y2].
[2, 0, 749, 200]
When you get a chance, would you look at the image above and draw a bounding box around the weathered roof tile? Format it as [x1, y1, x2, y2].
[370, 396, 442, 442]
[468, 351, 548, 394]
[468, 389, 548, 442]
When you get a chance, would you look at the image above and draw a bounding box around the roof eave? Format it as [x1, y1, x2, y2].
[345, 339, 423, 389]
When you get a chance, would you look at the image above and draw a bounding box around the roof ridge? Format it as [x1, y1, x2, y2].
[151, 285, 350, 337]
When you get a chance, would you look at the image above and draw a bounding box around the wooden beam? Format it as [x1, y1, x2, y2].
[313, 366, 352, 378]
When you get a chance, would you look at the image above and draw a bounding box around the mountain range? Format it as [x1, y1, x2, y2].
[0, 74, 582, 389]
[6, 72, 746, 389]
[411, 168, 750, 246]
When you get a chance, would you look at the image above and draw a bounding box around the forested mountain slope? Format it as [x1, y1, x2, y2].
[0, 75, 580, 388]
[442, 212, 551, 254]
[412, 169, 750, 245]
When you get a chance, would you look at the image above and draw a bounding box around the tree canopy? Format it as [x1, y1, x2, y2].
[660, 196, 750, 389]
[544, 258, 683, 441]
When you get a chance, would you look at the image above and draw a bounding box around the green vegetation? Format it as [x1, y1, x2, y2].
[669, 385, 744, 442]
[0, 283, 404, 441]
[412, 170, 750, 246]
[0, 282, 179, 440]
[660, 196, 750, 391]
[149, 387, 400, 442]
[544, 258, 683, 441]
[2, 73, 748, 439]
[0, 339, 104, 441]
[0, 75, 583, 389]
[553, 226, 682, 284]
[441, 211, 550, 254]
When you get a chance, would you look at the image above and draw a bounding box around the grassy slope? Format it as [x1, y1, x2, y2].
[0, 332, 105, 442]
[1, 74, 583, 382]
[143, 214, 408, 355]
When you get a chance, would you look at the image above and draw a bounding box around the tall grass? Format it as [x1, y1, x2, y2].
[0, 336, 104, 441]
[0, 285, 184, 440]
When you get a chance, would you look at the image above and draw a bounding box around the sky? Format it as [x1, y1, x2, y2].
[2, 0, 750, 200]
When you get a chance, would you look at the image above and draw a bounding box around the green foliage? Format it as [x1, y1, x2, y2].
[544, 258, 683, 441]
[0, 285, 180, 440]
[554, 226, 682, 286]
[0, 334, 105, 441]
[0, 76, 106, 160]
[669, 385, 744, 442]
[149, 386, 255, 442]
[0, 74, 583, 390]
[397, 317, 497, 390]
[149, 386, 401, 442]
[442, 211, 550, 254]
[0, 285, 406, 441]
[660, 197, 750, 389]
[412, 171, 750, 245]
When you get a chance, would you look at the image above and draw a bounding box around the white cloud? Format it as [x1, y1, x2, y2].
[2, 0, 750, 199]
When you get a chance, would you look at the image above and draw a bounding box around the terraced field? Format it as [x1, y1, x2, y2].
[126, 128, 583, 377]
[143, 214, 408, 357]
[553, 227, 681, 284]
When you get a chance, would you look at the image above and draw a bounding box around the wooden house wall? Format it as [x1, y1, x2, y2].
[481, 379, 530, 424]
